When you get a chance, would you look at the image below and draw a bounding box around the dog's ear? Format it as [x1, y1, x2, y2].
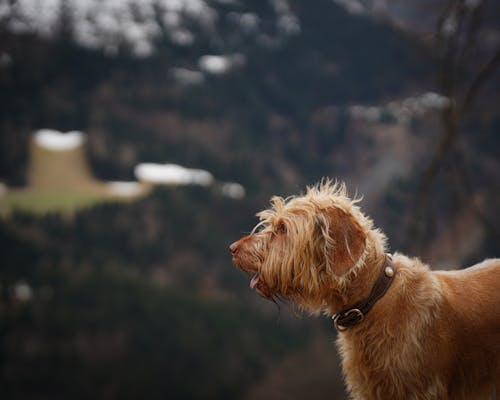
[318, 207, 366, 276]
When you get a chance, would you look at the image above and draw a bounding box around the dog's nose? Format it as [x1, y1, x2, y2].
[229, 241, 239, 256]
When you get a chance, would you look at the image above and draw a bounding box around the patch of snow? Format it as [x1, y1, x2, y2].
[199, 54, 245, 74]
[441, 13, 458, 37]
[419, 92, 451, 109]
[170, 29, 195, 46]
[162, 10, 181, 28]
[3, 0, 217, 57]
[3, 0, 302, 56]
[132, 39, 154, 58]
[14, 281, 33, 302]
[107, 181, 144, 197]
[34, 129, 86, 151]
[240, 13, 259, 33]
[270, 0, 301, 36]
[277, 14, 301, 35]
[171, 67, 205, 85]
[199, 55, 232, 74]
[270, 0, 290, 14]
[349, 92, 450, 124]
[331, 0, 365, 15]
[134, 163, 214, 186]
[220, 182, 245, 199]
[350, 105, 382, 122]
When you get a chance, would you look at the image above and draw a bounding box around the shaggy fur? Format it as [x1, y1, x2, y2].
[230, 181, 500, 400]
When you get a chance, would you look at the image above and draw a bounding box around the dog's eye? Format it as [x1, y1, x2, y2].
[276, 222, 287, 234]
[253, 223, 268, 234]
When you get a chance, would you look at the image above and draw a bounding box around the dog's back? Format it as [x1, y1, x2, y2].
[435, 259, 500, 329]
[434, 259, 500, 398]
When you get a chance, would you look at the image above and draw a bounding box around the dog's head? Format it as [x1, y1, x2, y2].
[230, 181, 373, 312]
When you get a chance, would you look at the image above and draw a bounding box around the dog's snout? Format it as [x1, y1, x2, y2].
[229, 241, 240, 256]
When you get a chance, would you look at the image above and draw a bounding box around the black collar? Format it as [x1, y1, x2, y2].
[333, 255, 396, 332]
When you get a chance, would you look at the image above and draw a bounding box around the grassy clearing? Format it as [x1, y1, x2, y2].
[0, 188, 109, 216]
[0, 139, 150, 217]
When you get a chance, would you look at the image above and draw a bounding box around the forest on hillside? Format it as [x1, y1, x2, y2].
[0, 0, 499, 398]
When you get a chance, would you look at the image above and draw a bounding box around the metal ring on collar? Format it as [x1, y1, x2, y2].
[333, 308, 364, 331]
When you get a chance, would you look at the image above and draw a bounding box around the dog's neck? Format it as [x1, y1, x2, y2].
[334, 255, 396, 331]
[327, 235, 388, 316]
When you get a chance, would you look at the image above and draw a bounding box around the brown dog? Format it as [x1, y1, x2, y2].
[230, 181, 500, 399]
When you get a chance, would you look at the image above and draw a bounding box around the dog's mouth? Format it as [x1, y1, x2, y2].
[232, 255, 264, 293]
[230, 250, 273, 299]
[250, 274, 260, 289]
[249, 273, 273, 299]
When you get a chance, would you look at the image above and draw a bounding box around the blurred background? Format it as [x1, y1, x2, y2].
[0, 0, 499, 398]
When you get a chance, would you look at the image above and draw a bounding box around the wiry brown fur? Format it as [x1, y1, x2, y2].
[230, 180, 500, 400]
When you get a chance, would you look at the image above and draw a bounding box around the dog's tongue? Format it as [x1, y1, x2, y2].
[250, 274, 260, 289]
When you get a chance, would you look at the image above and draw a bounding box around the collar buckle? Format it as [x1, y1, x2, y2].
[333, 255, 396, 332]
[333, 309, 364, 332]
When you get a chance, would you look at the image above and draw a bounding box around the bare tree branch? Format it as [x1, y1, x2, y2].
[408, 0, 500, 250]
[460, 46, 500, 114]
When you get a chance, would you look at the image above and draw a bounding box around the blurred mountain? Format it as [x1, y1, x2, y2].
[0, 0, 499, 399]
[0, 0, 430, 186]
